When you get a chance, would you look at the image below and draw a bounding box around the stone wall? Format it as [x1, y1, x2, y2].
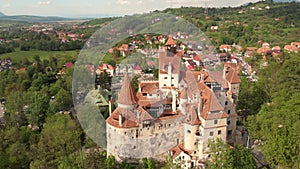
[107, 115, 184, 160]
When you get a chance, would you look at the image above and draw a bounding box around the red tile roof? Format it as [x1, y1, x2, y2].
[197, 82, 227, 120]
[184, 105, 201, 125]
[118, 44, 129, 51]
[170, 144, 191, 159]
[208, 91, 224, 112]
[220, 44, 231, 50]
[225, 65, 241, 84]
[165, 36, 176, 46]
[180, 87, 188, 99]
[291, 42, 300, 47]
[284, 45, 299, 52]
[106, 108, 139, 128]
[139, 81, 159, 94]
[64, 62, 74, 68]
[159, 51, 182, 74]
[118, 74, 137, 105]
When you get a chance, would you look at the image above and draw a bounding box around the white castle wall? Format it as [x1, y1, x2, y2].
[106, 115, 184, 160]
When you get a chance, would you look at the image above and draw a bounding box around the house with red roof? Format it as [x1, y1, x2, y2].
[291, 42, 300, 48]
[219, 44, 232, 52]
[284, 45, 299, 53]
[118, 44, 129, 57]
[96, 64, 115, 76]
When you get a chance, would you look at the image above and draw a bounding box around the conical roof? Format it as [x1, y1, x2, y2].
[118, 74, 137, 105]
[166, 36, 176, 46]
[180, 87, 188, 99]
[184, 106, 201, 125]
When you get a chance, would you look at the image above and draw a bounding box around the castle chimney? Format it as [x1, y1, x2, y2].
[119, 114, 122, 126]
[162, 63, 166, 72]
[109, 100, 112, 116]
[172, 90, 176, 112]
[168, 62, 172, 75]
[200, 73, 204, 82]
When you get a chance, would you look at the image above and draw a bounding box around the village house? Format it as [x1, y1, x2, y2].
[291, 42, 300, 48]
[96, 64, 115, 77]
[219, 44, 232, 52]
[118, 44, 129, 57]
[284, 45, 299, 53]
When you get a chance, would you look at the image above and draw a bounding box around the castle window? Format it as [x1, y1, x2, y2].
[225, 101, 228, 105]
[187, 130, 191, 133]
[194, 151, 197, 154]
[164, 77, 168, 79]
[228, 130, 232, 135]
[163, 84, 166, 86]
[149, 94, 152, 96]
[228, 110, 231, 114]
[171, 84, 174, 87]
[214, 120, 218, 125]
[143, 93, 147, 96]
[227, 120, 231, 125]
[124, 132, 127, 135]
[218, 130, 222, 135]
[210, 132, 213, 136]
[169, 124, 171, 127]
[194, 142, 197, 145]
[171, 77, 174, 79]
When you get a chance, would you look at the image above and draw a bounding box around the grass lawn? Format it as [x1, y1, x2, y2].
[0, 50, 79, 63]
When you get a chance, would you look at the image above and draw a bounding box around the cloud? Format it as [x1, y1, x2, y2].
[38, 1, 52, 5]
[116, 0, 129, 5]
[2, 3, 11, 8]
[137, 0, 143, 4]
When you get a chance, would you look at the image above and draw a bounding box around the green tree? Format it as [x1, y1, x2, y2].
[53, 88, 73, 111]
[30, 113, 82, 169]
[231, 144, 256, 169]
[207, 138, 234, 169]
[142, 158, 155, 169]
[25, 88, 50, 127]
[83, 150, 106, 169]
[105, 155, 117, 169]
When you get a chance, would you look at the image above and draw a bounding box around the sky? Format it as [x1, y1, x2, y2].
[0, 0, 262, 18]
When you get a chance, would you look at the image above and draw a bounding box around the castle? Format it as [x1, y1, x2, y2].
[106, 37, 240, 168]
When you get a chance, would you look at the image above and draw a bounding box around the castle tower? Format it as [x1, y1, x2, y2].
[183, 106, 201, 151]
[165, 36, 177, 55]
[117, 73, 137, 109]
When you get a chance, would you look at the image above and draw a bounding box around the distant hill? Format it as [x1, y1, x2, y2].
[81, 17, 120, 26]
[0, 14, 76, 23]
[274, 0, 299, 2]
[0, 12, 6, 17]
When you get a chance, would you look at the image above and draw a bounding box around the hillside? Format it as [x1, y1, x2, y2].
[0, 14, 75, 23]
[82, 1, 299, 48]
[274, 0, 299, 2]
[162, 1, 300, 47]
[81, 17, 119, 27]
[0, 12, 6, 17]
